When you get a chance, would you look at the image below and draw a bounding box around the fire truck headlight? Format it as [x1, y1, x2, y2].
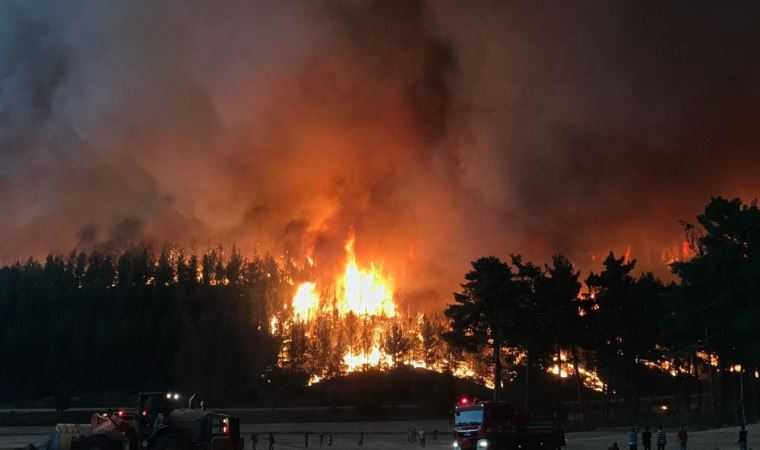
[477, 439, 489, 448]
[452, 441, 459, 448]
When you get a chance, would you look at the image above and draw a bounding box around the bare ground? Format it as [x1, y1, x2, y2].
[1, 422, 757, 450]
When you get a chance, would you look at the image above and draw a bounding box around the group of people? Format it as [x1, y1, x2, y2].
[407, 428, 437, 446]
[609, 425, 749, 450]
[624, 426, 680, 450]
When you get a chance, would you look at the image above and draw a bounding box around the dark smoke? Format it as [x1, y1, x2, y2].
[1, 1, 760, 308]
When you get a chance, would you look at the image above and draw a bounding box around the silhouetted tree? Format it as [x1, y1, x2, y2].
[444, 256, 529, 401]
[383, 323, 411, 368]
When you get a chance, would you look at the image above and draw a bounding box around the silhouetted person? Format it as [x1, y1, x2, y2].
[609, 442, 620, 450]
[433, 429, 438, 441]
[738, 425, 748, 450]
[677, 427, 687, 450]
[200, 400, 207, 411]
[656, 426, 667, 450]
[358, 433, 364, 447]
[251, 433, 258, 450]
[642, 427, 652, 450]
[305, 433, 309, 448]
[628, 428, 638, 450]
[420, 430, 426, 447]
[319, 433, 324, 447]
[327, 434, 333, 447]
[268, 433, 274, 450]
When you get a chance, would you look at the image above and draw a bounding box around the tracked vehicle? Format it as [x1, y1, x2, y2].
[49, 392, 242, 450]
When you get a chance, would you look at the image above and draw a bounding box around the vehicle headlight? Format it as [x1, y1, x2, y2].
[477, 439, 489, 448]
[452, 441, 460, 448]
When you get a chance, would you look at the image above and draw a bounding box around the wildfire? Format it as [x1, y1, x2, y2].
[343, 347, 393, 371]
[285, 232, 601, 393]
[292, 282, 319, 320]
[337, 232, 396, 317]
[291, 231, 395, 318]
[696, 350, 719, 367]
[640, 358, 692, 377]
[547, 351, 606, 392]
[662, 240, 693, 265]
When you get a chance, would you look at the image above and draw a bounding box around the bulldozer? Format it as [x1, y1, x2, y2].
[44, 392, 242, 450]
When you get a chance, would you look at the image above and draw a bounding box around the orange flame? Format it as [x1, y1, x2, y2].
[291, 230, 395, 318]
[336, 231, 395, 317]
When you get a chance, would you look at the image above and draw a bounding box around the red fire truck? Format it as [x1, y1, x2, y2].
[452, 399, 566, 450]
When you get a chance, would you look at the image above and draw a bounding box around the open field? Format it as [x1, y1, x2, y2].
[1, 422, 757, 450]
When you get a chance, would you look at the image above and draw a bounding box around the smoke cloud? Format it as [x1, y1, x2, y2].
[2, 1, 760, 308]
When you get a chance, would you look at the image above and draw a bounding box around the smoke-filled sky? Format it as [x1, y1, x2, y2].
[2, 1, 760, 308]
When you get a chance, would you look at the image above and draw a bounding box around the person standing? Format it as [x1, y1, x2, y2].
[737, 424, 748, 450]
[677, 427, 687, 450]
[358, 433, 364, 447]
[268, 433, 274, 450]
[642, 427, 652, 450]
[251, 433, 258, 450]
[319, 433, 324, 447]
[327, 434, 333, 448]
[628, 428, 638, 450]
[305, 433, 309, 448]
[656, 426, 667, 450]
[420, 430, 426, 447]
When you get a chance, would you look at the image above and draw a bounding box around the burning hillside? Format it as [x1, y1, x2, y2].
[274, 230, 610, 391]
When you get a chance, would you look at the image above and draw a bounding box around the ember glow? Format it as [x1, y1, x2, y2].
[547, 351, 606, 392]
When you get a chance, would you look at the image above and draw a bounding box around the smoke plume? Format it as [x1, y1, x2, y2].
[2, 1, 760, 308]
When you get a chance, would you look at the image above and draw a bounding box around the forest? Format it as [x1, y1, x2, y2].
[0, 196, 758, 427]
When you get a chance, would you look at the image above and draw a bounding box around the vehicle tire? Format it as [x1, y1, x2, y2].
[79, 436, 121, 450]
[150, 434, 186, 450]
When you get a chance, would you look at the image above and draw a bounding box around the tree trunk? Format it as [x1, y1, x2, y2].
[494, 339, 502, 401]
[524, 348, 531, 411]
[675, 356, 683, 413]
[695, 359, 703, 411]
[633, 360, 640, 423]
[603, 366, 612, 425]
[571, 343, 587, 429]
[705, 328, 718, 419]
[750, 369, 758, 423]
[739, 369, 747, 425]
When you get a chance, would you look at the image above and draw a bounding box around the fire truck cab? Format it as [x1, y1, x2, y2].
[453, 399, 565, 450]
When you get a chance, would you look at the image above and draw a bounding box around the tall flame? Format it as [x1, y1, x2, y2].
[336, 231, 395, 317]
[292, 282, 319, 320]
[291, 230, 395, 318]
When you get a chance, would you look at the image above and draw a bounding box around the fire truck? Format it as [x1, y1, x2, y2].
[452, 399, 566, 450]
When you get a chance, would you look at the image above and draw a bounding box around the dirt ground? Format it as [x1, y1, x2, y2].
[1, 422, 757, 450]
